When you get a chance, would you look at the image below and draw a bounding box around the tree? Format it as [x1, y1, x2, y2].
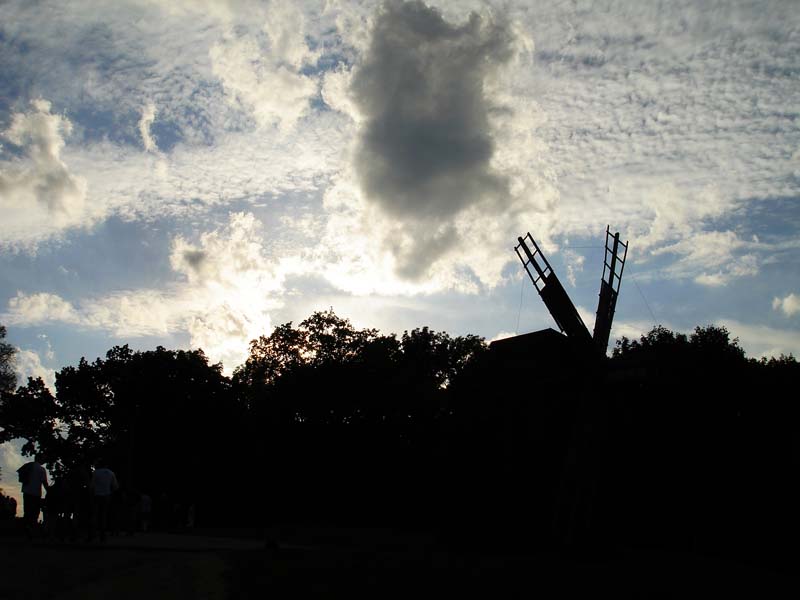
[235, 311, 488, 430]
[0, 376, 59, 457]
[0, 325, 19, 471]
[300, 309, 378, 367]
[55, 345, 239, 490]
[0, 325, 16, 397]
[234, 322, 308, 390]
[612, 324, 689, 360]
[613, 324, 746, 364]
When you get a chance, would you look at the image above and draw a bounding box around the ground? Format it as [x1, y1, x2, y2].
[0, 523, 798, 598]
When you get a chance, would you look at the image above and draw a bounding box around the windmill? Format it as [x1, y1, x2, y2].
[514, 226, 628, 547]
[515, 226, 628, 357]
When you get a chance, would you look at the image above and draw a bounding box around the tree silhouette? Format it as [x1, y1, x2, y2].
[0, 325, 19, 479]
[0, 317, 797, 555]
[0, 376, 59, 457]
[604, 324, 799, 553]
[0, 325, 16, 397]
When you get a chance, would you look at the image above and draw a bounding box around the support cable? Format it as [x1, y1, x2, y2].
[631, 275, 658, 325]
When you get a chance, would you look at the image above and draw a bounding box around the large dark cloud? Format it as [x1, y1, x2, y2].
[351, 1, 515, 277]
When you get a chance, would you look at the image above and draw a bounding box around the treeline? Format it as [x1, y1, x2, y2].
[0, 312, 487, 530]
[0, 316, 798, 558]
[602, 326, 800, 560]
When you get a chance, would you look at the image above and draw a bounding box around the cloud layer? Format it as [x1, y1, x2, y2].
[0, 0, 798, 374]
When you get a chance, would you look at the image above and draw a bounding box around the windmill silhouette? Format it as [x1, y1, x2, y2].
[515, 226, 628, 357]
[511, 226, 629, 548]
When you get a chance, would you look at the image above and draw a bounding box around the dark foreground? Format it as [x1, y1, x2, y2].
[1, 525, 798, 599]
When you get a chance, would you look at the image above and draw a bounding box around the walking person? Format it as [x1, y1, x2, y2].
[88, 459, 118, 542]
[17, 454, 49, 540]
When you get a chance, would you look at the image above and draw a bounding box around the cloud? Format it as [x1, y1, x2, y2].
[773, 293, 800, 317]
[0, 440, 25, 509]
[322, 67, 360, 122]
[0, 2, 349, 250]
[14, 348, 56, 391]
[209, 3, 319, 131]
[138, 102, 158, 152]
[186, 303, 272, 371]
[649, 230, 758, 286]
[82, 290, 190, 337]
[563, 249, 585, 287]
[718, 319, 800, 360]
[1, 212, 287, 373]
[349, 1, 516, 278]
[67, 107, 349, 229]
[4, 292, 80, 325]
[0, 0, 798, 369]
[0, 439, 24, 471]
[0, 99, 91, 246]
[2, 289, 183, 337]
[352, 1, 512, 220]
[171, 213, 272, 287]
[489, 331, 516, 343]
[315, 1, 553, 293]
[497, 0, 800, 292]
[611, 316, 800, 361]
[0, 0, 796, 279]
[169, 212, 291, 368]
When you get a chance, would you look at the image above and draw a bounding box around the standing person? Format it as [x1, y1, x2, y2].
[17, 454, 49, 539]
[139, 492, 152, 532]
[64, 461, 91, 542]
[88, 459, 118, 542]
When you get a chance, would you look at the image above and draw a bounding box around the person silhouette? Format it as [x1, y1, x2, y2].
[17, 454, 49, 540]
[88, 459, 119, 542]
[64, 461, 91, 541]
[139, 492, 152, 532]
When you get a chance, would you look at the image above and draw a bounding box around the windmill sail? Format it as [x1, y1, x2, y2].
[515, 234, 593, 349]
[592, 226, 628, 354]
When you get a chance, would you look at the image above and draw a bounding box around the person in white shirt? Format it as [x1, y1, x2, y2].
[89, 459, 118, 542]
[17, 454, 49, 538]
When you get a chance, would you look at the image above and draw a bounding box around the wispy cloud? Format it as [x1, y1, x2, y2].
[138, 102, 158, 153]
[650, 231, 758, 286]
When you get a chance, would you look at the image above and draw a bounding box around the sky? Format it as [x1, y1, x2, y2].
[1, 0, 799, 497]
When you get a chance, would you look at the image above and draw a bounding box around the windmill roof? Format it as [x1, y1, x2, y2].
[488, 328, 583, 371]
